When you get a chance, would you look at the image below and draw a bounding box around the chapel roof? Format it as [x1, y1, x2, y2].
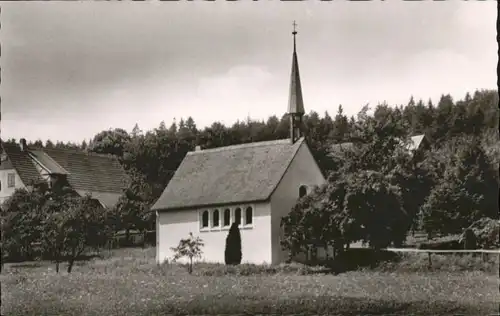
[152, 137, 305, 211]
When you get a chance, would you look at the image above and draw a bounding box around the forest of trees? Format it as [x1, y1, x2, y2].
[1, 89, 499, 266]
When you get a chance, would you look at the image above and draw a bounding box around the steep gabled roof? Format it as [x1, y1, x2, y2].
[1, 142, 43, 186]
[152, 138, 305, 211]
[41, 148, 129, 194]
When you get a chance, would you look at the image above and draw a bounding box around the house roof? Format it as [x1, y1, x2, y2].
[1, 141, 129, 199]
[29, 150, 69, 175]
[75, 190, 122, 209]
[406, 134, 425, 152]
[152, 137, 306, 211]
[41, 148, 129, 194]
[1, 142, 43, 186]
[328, 134, 426, 158]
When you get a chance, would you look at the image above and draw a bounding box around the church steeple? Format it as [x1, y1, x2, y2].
[287, 21, 305, 144]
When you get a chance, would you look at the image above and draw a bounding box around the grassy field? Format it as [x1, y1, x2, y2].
[1, 247, 499, 315]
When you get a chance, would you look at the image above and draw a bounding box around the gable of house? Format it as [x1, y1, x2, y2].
[152, 138, 306, 212]
[1, 142, 43, 187]
[1, 141, 130, 208]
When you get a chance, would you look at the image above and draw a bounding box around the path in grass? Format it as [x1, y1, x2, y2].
[1, 248, 498, 315]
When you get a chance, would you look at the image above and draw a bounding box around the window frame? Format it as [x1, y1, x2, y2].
[223, 208, 231, 227]
[200, 210, 209, 230]
[212, 209, 220, 228]
[244, 206, 253, 226]
[234, 207, 242, 226]
[7, 173, 15, 188]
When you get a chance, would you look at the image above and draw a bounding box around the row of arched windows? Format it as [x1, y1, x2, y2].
[200, 206, 253, 229]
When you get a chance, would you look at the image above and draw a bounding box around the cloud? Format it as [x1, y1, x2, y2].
[0, 1, 496, 143]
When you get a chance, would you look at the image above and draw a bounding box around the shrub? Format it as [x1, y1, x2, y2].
[463, 217, 499, 249]
[224, 223, 242, 265]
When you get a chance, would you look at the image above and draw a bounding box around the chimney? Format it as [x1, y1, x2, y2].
[195, 145, 201, 152]
[19, 138, 27, 151]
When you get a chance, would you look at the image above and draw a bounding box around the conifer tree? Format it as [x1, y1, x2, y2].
[224, 223, 242, 265]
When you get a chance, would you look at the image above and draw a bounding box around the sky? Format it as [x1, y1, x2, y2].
[0, 1, 497, 143]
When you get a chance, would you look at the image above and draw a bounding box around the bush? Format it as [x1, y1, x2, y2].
[224, 223, 242, 265]
[464, 217, 499, 249]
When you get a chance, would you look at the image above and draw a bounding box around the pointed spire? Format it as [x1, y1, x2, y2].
[288, 21, 305, 115]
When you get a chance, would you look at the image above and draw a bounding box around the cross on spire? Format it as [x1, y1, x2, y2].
[292, 20, 297, 52]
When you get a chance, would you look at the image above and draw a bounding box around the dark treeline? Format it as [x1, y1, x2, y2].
[11, 90, 497, 202]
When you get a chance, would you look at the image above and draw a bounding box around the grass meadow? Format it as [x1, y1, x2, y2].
[1, 247, 499, 315]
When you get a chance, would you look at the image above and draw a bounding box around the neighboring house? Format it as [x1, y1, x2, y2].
[152, 28, 326, 265]
[0, 139, 129, 208]
[328, 134, 428, 160]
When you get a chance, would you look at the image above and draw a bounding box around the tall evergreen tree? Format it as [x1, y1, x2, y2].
[224, 223, 242, 265]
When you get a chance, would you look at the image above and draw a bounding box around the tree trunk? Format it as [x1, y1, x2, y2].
[188, 257, 193, 274]
[55, 260, 60, 273]
[67, 259, 75, 273]
[125, 229, 130, 246]
[67, 246, 80, 273]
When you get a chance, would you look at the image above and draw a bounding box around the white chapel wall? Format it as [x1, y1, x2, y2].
[157, 202, 272, 265]
[270, 142, 326, 264]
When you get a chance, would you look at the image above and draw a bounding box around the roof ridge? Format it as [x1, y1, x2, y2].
[42, 147, 119, 159]
[188, 138, 293, 155]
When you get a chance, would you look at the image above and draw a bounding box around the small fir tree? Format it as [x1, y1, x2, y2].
[224, 223, 242, 265]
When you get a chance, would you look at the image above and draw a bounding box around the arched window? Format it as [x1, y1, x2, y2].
[223, 209, 231, 226]
[201, 210, 209, 228]
[245, 206, 253, 225]
[235, 207, 242, 225]
[299, 185, 307, 198]
[212, 209, 220, 227]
